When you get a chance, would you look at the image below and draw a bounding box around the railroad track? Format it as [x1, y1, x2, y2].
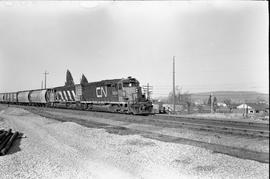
[151, 115, 269, 138]
[73, 110, 269, 138]
[4, 104, 270, 138]
[155, 119, 269, 138]
[155, 114, 269, 129]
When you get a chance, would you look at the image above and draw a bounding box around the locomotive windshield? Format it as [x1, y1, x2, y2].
[123, 82, 138, 87]
[122, 77, 139, 88]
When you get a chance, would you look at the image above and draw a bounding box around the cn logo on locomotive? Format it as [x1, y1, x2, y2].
[96, 86, 107, 98]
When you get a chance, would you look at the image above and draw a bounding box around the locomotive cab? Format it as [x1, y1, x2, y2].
[118, 77, 144, 103]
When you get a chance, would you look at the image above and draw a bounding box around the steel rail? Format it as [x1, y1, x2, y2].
[150, 118, 269, 138]
[154, 114, 269, 130]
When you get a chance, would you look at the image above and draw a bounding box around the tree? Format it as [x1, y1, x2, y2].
[167, 86, 181, 104]
[65, 70, 75, 86]
[223, 98, 232, 106]
[80, 74, 88, 85]
[213, 96, 218, 112]
[207, 94, 212, 106]
[167, 87, 191, 113]
[256, 96, 267, 104]
[207, 94, 218, 112]
[223, 98, 232, 109]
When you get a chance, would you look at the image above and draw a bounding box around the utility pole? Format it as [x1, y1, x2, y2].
[147, 83, 150, 100]
[244, 100, 248, 118]
[43, 71, 49, 89]
[210, 93, 214, 113]
[142, 83, 153, 100]
[41, 80, 43, 89]
[173, 56, 176, 114]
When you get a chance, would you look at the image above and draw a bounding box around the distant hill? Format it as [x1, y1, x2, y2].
[191, 91, 269, 104]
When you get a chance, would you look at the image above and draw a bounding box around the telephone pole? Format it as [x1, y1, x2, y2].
[173, 56, 176, 114]
[143, 83, 153, 100]
[210, 93, 214, 113]
[41, 80, 43, 89]
[43, 71, 49, 89]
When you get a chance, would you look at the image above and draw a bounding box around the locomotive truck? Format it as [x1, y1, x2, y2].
[0, 76, 153, 115]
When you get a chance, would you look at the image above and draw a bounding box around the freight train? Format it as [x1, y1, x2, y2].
[0, 76, 153, 115]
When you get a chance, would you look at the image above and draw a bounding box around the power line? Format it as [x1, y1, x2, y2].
[142, 83, 153, 100]
[153, 83, 268, 88]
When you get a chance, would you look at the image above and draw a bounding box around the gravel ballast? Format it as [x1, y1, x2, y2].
[0, 106, 269, 179]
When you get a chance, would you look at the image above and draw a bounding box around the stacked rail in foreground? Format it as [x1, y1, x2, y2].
[0, 129, 20, 156]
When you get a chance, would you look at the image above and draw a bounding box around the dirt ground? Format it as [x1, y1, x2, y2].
[0, 106, 269, 179]
[30, 106, 269, 154]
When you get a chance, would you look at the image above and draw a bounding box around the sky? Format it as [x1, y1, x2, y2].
[0, 1, 268, 97]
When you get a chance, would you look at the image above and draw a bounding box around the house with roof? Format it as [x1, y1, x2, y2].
[217, 102, 227, 107]
[236, 103, 269, 114]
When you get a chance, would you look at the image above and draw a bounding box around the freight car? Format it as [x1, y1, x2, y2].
[17, 91, 30, 105]
[0, 92, 17, 104]
[29, 89, 50, 106]
[0, 94, 3, 103]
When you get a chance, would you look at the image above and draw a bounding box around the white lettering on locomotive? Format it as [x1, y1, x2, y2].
[96, 86, 107, 98]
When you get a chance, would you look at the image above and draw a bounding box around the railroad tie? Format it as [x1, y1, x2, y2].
[0, 129, 22, 156]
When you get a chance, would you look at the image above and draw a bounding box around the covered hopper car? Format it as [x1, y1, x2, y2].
[17, 91, 30, 104]
[29, 89, 49, 105]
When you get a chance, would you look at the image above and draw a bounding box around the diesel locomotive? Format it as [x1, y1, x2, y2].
[0, 76, 153, 115]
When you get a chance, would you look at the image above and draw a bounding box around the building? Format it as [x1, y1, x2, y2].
[217, 102, 227, 107]
[236, 103, 269, 114]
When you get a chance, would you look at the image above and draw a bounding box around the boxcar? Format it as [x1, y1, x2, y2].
[0, 92, 17, 104]
[18, 91, 30, 104]
[3, 93, 9, 103]
[9, 92, 17, 103]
